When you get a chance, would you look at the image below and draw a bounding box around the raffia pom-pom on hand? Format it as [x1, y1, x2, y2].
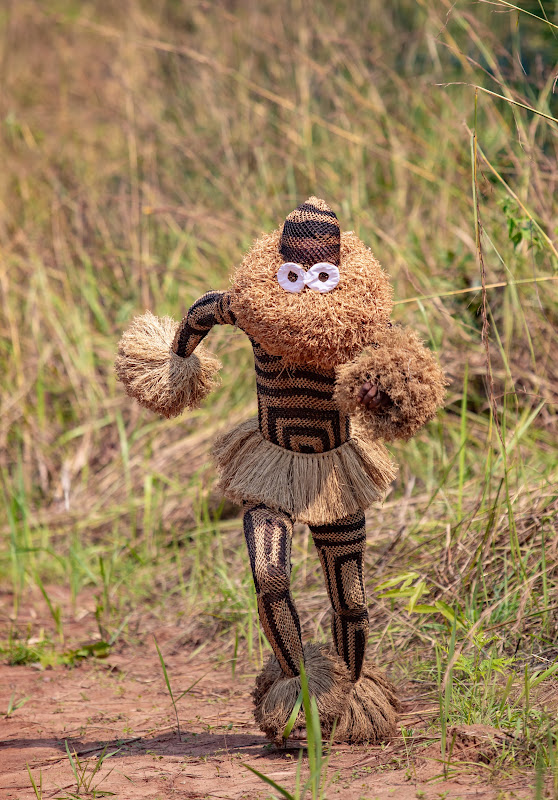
[334, 325, 447, 442]
[115, 311, 221, 418]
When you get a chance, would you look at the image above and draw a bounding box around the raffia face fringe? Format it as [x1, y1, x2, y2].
[212, 418, 397, 526]
[229, 229, 393, 370]
[334, 324, 448, 441]
[115, 311, 221, 418]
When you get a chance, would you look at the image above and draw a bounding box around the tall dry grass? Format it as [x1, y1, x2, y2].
[0, 0, 557, 779]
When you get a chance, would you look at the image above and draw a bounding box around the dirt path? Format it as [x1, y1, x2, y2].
[0, 632, 534, 800]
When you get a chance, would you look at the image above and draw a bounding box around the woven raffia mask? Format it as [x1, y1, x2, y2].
[229, 197, 394, 370]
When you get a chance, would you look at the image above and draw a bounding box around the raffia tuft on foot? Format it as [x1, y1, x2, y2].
[253, 644, 399, 745]
[253, 643, 351, 744]
[334, 662, 400, 744]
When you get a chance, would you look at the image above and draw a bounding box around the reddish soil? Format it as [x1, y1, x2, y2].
[0, 593, 536, 800]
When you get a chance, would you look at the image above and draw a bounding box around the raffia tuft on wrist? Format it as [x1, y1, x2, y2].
[115, 311, 221, 418]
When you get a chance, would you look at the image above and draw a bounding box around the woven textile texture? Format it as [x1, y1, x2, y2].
[253, 338, 350, 453]
[243, 502, 303, 677]
[279, 196, 341, 267]
[117, 199, 446, 733]
[172, 289, 352, 455]
[172, 291, 236, 358]
[170, 289, 396, 523]
[309, 511, 368, 682]
[244, 502, 369, 682]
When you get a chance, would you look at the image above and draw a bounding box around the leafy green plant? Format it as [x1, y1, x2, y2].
[434, 624, 558, 776]
[500, 197, 545, 252]
[5, 691, 30, 717]
[57, 741, 119, 799]
[0, 627, 110, 669]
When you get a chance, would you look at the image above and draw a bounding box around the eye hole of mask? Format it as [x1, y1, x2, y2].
[277, 262, 305, 293]
[305, 263, 340, 293]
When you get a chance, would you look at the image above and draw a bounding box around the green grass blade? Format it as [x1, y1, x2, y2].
[242, 763, 295, 800]
[174, 674, 205, 702]
[525, 660, 558, 693]
[282, 690, 303, 740]
[64, 740, 80, 786]
[153, 636, 174, 703]
[26, 764, 41, 800]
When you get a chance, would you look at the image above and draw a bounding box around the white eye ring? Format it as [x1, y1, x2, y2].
[277, 262, 305, 293]
[305, 262, 340, 293]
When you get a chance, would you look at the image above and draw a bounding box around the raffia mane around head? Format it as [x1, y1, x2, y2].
[229, 227, 393, 370]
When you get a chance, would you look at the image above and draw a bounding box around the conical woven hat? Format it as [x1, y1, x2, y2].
[279, 197, 341, 266]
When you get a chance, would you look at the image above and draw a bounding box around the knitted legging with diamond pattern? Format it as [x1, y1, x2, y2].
[243, 502, 304, 678]
[243, 502, 368, 682]
[309, 511, 368, 682]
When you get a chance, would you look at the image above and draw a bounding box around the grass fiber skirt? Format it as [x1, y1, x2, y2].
[213, 417, 396, 526]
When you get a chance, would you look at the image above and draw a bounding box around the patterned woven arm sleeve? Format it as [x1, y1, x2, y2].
[172, 291, 237, 358]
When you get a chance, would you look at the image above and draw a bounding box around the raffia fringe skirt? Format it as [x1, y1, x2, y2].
[212, 417, 397, 526]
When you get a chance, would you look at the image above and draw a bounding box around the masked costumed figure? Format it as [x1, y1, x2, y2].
[116, 198, 446, 744]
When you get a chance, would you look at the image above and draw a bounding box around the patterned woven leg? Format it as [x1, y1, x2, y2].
[243, 502, 304, 677]
[309, 511, 368, 682]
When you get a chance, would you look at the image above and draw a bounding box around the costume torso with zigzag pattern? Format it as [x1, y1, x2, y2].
[172, 290, 351, 454]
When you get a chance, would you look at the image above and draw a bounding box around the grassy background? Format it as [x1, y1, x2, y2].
[1, 0, 557, 785]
